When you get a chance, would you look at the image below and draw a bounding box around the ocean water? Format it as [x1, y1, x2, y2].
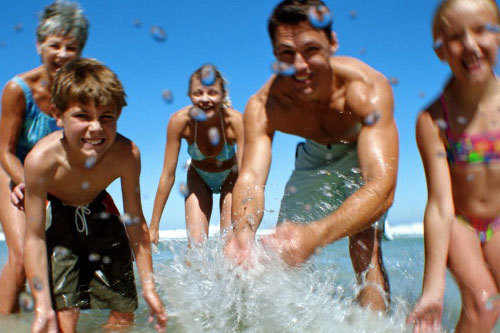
[0, 235, 498, 332]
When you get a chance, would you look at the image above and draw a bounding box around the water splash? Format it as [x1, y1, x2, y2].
[156, 236, 410, 332]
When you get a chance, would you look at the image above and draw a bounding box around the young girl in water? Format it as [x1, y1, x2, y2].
[149, 65, 244, 245]
[408, 0, 500, 331]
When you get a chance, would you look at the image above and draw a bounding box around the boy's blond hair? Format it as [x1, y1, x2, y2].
[51, 58, 127, 114]
[432, 0, 500, 40]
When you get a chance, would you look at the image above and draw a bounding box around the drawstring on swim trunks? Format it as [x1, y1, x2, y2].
[75, 205, 91, 236]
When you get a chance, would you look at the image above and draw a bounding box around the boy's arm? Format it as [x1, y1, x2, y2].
[120, 141, 167, 331]
[23, 152, 58, 332]
[150, 115, 183, 245]
[407, 111, 454, 330]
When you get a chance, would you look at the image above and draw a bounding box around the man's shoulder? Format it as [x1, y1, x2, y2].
[334, 56, 387, 88]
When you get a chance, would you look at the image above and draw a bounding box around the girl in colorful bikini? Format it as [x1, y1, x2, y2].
[407, 0, 500, 331]
[149, 65, 244, 245]
[0, 1, 88, 314]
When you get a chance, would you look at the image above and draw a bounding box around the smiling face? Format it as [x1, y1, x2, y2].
[273, 21, 337, 99]
[57, 101, 118, 162]
[189, 78, 224, 116]
[435, 0, 500, 84]
[37, 34, 81, 81]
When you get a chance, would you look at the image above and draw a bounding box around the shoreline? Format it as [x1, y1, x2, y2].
[0, 222, 423, 242]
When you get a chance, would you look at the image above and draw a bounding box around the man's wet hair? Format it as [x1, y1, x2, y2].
[268, 0, 333, 44]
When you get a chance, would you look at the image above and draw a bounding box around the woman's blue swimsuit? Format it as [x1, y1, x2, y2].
[187, 112, 236, 193]
[11, 76, 59, 163]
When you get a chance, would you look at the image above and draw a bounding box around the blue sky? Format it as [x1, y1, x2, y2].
[0, 0, 455, 230]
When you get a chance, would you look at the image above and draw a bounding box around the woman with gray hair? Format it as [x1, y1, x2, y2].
[0, 0, 89, 313]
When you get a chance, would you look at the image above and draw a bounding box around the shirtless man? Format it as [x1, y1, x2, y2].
[226, 0, 398, 311]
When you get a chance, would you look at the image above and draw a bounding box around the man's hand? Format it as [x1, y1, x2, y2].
[143, 289, 168, 332]
[224, 231, 254, 266]
[260, 221, 320, 266]
[10, 182, 25, 210]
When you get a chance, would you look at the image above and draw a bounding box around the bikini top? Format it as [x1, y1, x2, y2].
[439, 94, 500, 165]
[12, 76, 60, 164]
[187, 111, 236, 161]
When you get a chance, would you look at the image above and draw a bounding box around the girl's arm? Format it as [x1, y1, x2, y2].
[149, 113, 184, 244]
[407, 110, 455, 330]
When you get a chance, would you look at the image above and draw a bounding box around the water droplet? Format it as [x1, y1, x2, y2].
[0, 41, 5, 49]
[389, 77, 399, 86]
[200, 64, 217, 86]
[179, 183, 189, 197]
[132, 19, 142, 28]
[162, 89, 173, 103]
[32, 276, 43, 291]
[350, 168, 361, 174]
[359, 48, 367, 56]
[456, 116, 468, 125]
[99, 211, 110, 220]
[120, 213, 141, 226]
[436, 118, 447, 130]
[485, 23, 500, 33]
[13, 23, 23, 32]
[437, 151, 447, 159]
[208, 127, 220, 146]
[18, 292, 34, 312]
[485, 293, 500, 310]
[84, 156, 97, 169]
[325, 152, 333, 160]
[466, 174, 475, 182]
[364, 111, 380, 126]
[307, 5, 332, 29]
[189, 106, 208, 122]
[349, 10, 357, 19]
[150, 25, 167, 42]
[287, 185, 297, 194]
[81, 181, 90, 190]
[102, 256, 112, 264]
[432, 38, 443, 49]
[231, 164, 238, 173]
[418, 92, 425, 99]
[88, 253, 101, 262]
[53, 246, 70, 258]
[304, 203, 312, 211]
[271, 61, 296, 76]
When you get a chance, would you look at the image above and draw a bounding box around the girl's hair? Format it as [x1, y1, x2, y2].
[432, 0, 500, 41]
[37, 0, 89, 51]
[188, 65, 232, 107]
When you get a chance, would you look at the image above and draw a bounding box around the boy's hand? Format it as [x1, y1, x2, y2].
[149, 226, 159, 246]
[32, 307, 58, 333]
[143, 289, 167, 332]
[10, 182, 25, 211]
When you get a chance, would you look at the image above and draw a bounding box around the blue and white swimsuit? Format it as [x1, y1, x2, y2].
[187, 111, 236, 193]
[11, 76, 60, 163]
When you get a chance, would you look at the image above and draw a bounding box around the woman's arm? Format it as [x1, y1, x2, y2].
[0, 81, 27, 184]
